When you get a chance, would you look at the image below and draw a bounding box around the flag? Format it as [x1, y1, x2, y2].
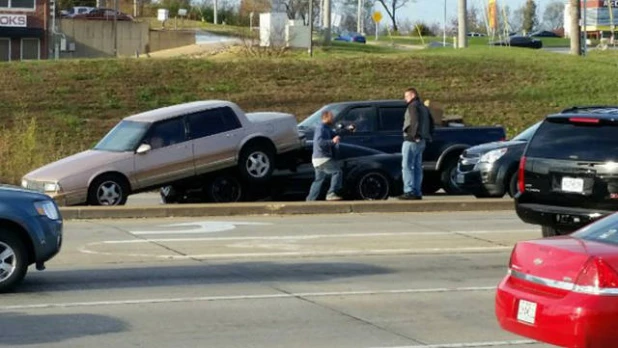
[488, 0, 498, 30]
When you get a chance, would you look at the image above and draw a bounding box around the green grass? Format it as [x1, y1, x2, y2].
[2, 47, 618, 183]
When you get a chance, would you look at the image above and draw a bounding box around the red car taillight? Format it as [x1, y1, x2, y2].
[574, 257, 618, 295]
[518, 156, 527, 194]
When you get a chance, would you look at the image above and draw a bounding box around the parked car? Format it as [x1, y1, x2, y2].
[160, 141, 406, 203]
[516, 106, 618, 237]
[73, 8, 133, 21]
[456, 122, 541, 198]
[530, 30, 560, 38]
[467, 32, 486, 37]
[61, 6, 95, 18]
[335, 31, 366, 44]
[0, 185, 62, 292]
[495, 212, 618, 347]
[22, 101, 303, 206]
[491, 36, 543, 49]
[297, 100, 506, 195]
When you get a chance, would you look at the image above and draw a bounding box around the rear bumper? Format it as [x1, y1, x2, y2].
[496, 275, 616, 348]
[515, 202, 612, 232]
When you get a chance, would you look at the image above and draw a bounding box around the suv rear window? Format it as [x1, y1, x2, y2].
[526, 118, 618, 162]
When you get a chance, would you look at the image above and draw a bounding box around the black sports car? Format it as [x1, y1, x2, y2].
[160, 141, 405, 203]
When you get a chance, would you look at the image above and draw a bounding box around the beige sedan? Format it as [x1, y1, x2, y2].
[22, 101, 302, 206]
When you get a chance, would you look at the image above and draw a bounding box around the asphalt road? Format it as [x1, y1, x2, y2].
[1, 212, 551, 348]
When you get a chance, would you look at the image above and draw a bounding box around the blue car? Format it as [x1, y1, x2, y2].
[335, 31, 366, 44]
[0, 185, 63, 292]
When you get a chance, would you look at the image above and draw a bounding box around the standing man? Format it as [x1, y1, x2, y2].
[399, 87, 434, 200]
[307, 111, 343, 201]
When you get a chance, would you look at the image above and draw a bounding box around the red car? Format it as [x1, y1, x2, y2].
[495, 214, 618, 347]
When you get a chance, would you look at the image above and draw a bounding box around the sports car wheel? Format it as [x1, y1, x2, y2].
[356, 171, 390, 200]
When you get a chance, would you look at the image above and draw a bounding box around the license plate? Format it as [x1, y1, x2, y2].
[561, 177, 584, 193]
[517, 299, 537, 324]
[456, 174, 465, 184]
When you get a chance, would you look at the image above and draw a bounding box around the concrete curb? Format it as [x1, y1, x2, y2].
[59, 199, 514, 220]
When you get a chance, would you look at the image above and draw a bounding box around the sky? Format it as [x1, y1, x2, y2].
[395, 0, 555, 26]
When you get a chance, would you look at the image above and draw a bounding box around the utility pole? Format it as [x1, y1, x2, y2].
[308, 0, 313, 56]
[458, 0, 467, 48]
[357, 0, 362, 34]
[214, 0, 218, 24]
[582, 0, 587, 56]
[443, 0, 446, 47]
[113, 0, 118, 57]
[570, 0, 581, 55]
[323, 0, 331, 44]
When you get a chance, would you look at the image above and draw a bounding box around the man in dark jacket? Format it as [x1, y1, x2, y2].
[306, 111, 343, 201]
[399, 87, 434, 200]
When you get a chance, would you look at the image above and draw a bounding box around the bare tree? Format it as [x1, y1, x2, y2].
[375, 0, 414, 32]
[522, 0, 538, 33]
[543, 1, 564, 30]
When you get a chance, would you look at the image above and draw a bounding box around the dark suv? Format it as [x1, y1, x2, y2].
[516, 106, 618, 237]
[0, 186, 63, 292]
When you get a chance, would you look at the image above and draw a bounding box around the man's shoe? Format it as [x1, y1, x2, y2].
[398, 193, 422, 200]
[326, 194, 343, 201]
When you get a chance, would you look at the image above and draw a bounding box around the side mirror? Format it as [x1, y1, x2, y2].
[136, 143, 152, 154]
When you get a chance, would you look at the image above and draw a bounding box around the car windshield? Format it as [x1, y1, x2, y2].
[94, 120, 150, 152]
[512, 122, 541, 141]
[573, 214, 618, 247]
[298, 104, 346, 130]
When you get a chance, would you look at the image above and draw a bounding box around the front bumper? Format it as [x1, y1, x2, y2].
[496, 275, 617, 348]
[515, 202, 611, 232]
[456, 163, 504, 196]
[25, 215, 63, 264]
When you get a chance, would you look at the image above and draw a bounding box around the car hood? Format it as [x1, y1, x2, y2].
[0, 184, 49, 201]
[463, 140, 526, 156]
[246, 112, 295, 124]
[24, 150, 131, 181]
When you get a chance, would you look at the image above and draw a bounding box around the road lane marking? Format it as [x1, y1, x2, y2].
[370, 340, 537, 348]
[129, 221, 272, 235]
[0, 286, 495, 311]
[98, 230, 538, 244]
[78, 246, 514, 260]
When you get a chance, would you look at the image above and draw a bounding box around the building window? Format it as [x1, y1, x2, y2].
[0, 39, 9, 62]
[21, 38, 39, 60]
[0, 0, 35, 9]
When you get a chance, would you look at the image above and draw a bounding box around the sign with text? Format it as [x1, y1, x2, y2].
[0, 14, 27, 27]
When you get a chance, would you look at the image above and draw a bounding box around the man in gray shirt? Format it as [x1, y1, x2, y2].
[399, 87, 434, 200]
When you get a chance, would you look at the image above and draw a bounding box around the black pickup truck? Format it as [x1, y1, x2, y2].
[298, 100, 507, 194]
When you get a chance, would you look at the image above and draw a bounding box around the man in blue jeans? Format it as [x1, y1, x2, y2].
[399, 87, 434, 200]
[306, 111, 343, 201]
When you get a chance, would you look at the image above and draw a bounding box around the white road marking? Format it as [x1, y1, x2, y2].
[98, 230, 538, 244]
[78, 246, 513, 260]
[0, 286, 495, 311]
[130, 221, 272, 235]
[371, 340, 537, 348]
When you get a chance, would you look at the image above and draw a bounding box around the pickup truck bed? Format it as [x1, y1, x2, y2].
[298, 100, 506, 194]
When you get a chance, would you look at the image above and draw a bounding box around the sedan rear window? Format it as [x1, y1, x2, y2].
[573, 214, 618, 246]
[526, 118, 618, 162]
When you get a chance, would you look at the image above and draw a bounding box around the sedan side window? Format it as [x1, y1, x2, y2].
[188, 107, 242, 139]
[144, 117, 187, 150]
[341, 107, 377, 132]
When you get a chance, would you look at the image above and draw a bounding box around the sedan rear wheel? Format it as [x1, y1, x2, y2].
[206, 175, 243, 203]
[0, 232, 28, 293]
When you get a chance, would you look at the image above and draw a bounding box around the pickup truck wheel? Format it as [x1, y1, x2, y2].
[356, 171, 390, 200]
[206, 175, 243, 203]
[440, 158, 465, 195]
[239, 146, 275, 182]
[542, 226, 561, 238]
[88, 175, 129, 206]
[0, 232, 28, 293]
[422, 177, 442, 195]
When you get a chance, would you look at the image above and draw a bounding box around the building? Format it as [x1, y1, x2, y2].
[564, 0, 618, 38]
[0, 0, 49, 61]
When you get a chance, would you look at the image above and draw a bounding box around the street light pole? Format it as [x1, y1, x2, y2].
[308, 0, 313, 56]
[582, 0, 587, 56]
[357, 0, 362, 33]
[458, 0, 467, 48]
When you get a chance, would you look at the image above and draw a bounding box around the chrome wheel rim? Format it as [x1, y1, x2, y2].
[246, 152, 270, 178]
[97, 181, 122, 205]
[0, 242, 17, 283]
[211, 177, 242, 202]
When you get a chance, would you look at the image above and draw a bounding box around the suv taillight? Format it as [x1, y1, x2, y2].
[518, 156, 527, 194]
[574, 257, 618, 295]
